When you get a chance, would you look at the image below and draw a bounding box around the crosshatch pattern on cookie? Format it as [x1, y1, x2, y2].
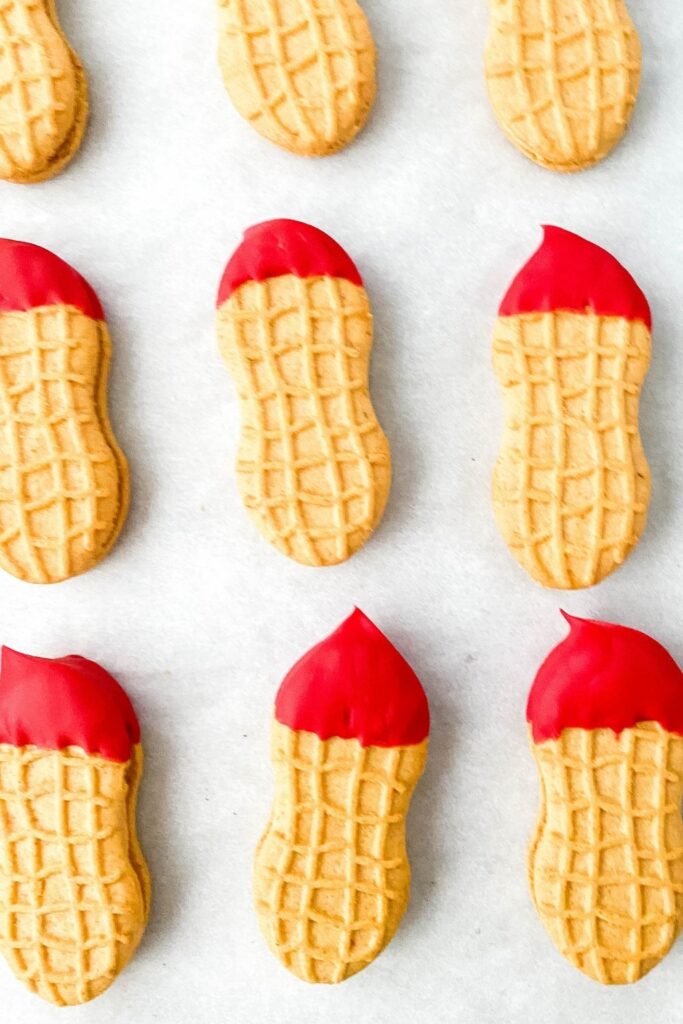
[492, 310, 651, 589]
[254, 723, 427, 983]
[485, 0, 641, 169]
[0, 306, 127, 584]
[218, 0, 375, 154]
[218, 275, 390, 567]
[529, 724, 683, 985]
[0, 744, 148, 1007]
[0, 0, 84, 181]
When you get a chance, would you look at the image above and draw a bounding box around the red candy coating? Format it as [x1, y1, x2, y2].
[527, 613, 683, 743]
[0, 239, 104, 320]
[217, 219, 363, 305]
[0, 648, 140, 762]
[275, 608, 430, 748]
[499, 226, 652, 329]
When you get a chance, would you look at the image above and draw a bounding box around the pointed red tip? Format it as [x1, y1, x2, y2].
[527, 618, 683, 742]
[274, 609, 430, 747]
[499, 226, 651, 328]
[560, 609, 584, 629]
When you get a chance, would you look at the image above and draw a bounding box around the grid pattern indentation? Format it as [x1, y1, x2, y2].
[0, 306, 126, 584]
[492, 310, 651, 589]
[254, 724, 428, 983]
[0, 0, 79, 178]
[485, 0, 641, 169]
[0, 745, 148, 1006]
[530, 725, 683, 984]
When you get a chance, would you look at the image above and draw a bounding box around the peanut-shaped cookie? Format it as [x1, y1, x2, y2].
[528, 613, 683, 984]
[0, 647, 150, 1005]
[0, 240, 129, 584]
[217, 0, 376, 156]
[217, 220, 391, 567]
[0, 1, 88, 183]
[254, 608, 429, 983]
[492, 226, 651, 589]
[485, 0, 641, 171]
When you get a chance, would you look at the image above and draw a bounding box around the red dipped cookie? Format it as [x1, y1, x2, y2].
[0, 240, 129, 584]
[254, 608, 429, 982]
[492, 226, 652, 589]
[0, 647, 150, 1005]
[528, 614, 683, 984]
[216, 220, 391, 567]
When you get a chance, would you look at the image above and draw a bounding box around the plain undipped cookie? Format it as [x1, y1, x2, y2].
[217, 0, 376, 156]
[0, 0, 88, 183]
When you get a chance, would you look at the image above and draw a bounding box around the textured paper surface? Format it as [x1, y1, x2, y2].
[1, 0, 682, 1020]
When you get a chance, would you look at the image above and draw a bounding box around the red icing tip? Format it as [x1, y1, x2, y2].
[0, 648, 140, 762]
[216, 219, 363, 306]
[0, 240, 104, 320]
[527, 613, 683, 744]
[275, 609, 430, 748]
[499, 226, 651, 329]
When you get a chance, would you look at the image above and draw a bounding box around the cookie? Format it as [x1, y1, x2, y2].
[0, 1, 88, 183]
[0, 240, 129, 584]
[0, 647, 150, 1005]
[527, 613, 683, 984]
[254, 608, 429, 983]
[492, 226, 651, 589]
[217, 220, 391, 567]
[217, 0, 376, 156]
[485, 0, 641, 172]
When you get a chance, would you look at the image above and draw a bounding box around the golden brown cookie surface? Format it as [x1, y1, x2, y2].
[530, 725, 683, 984]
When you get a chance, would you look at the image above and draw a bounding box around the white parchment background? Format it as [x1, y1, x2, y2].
[2, 1, 683, 1021]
